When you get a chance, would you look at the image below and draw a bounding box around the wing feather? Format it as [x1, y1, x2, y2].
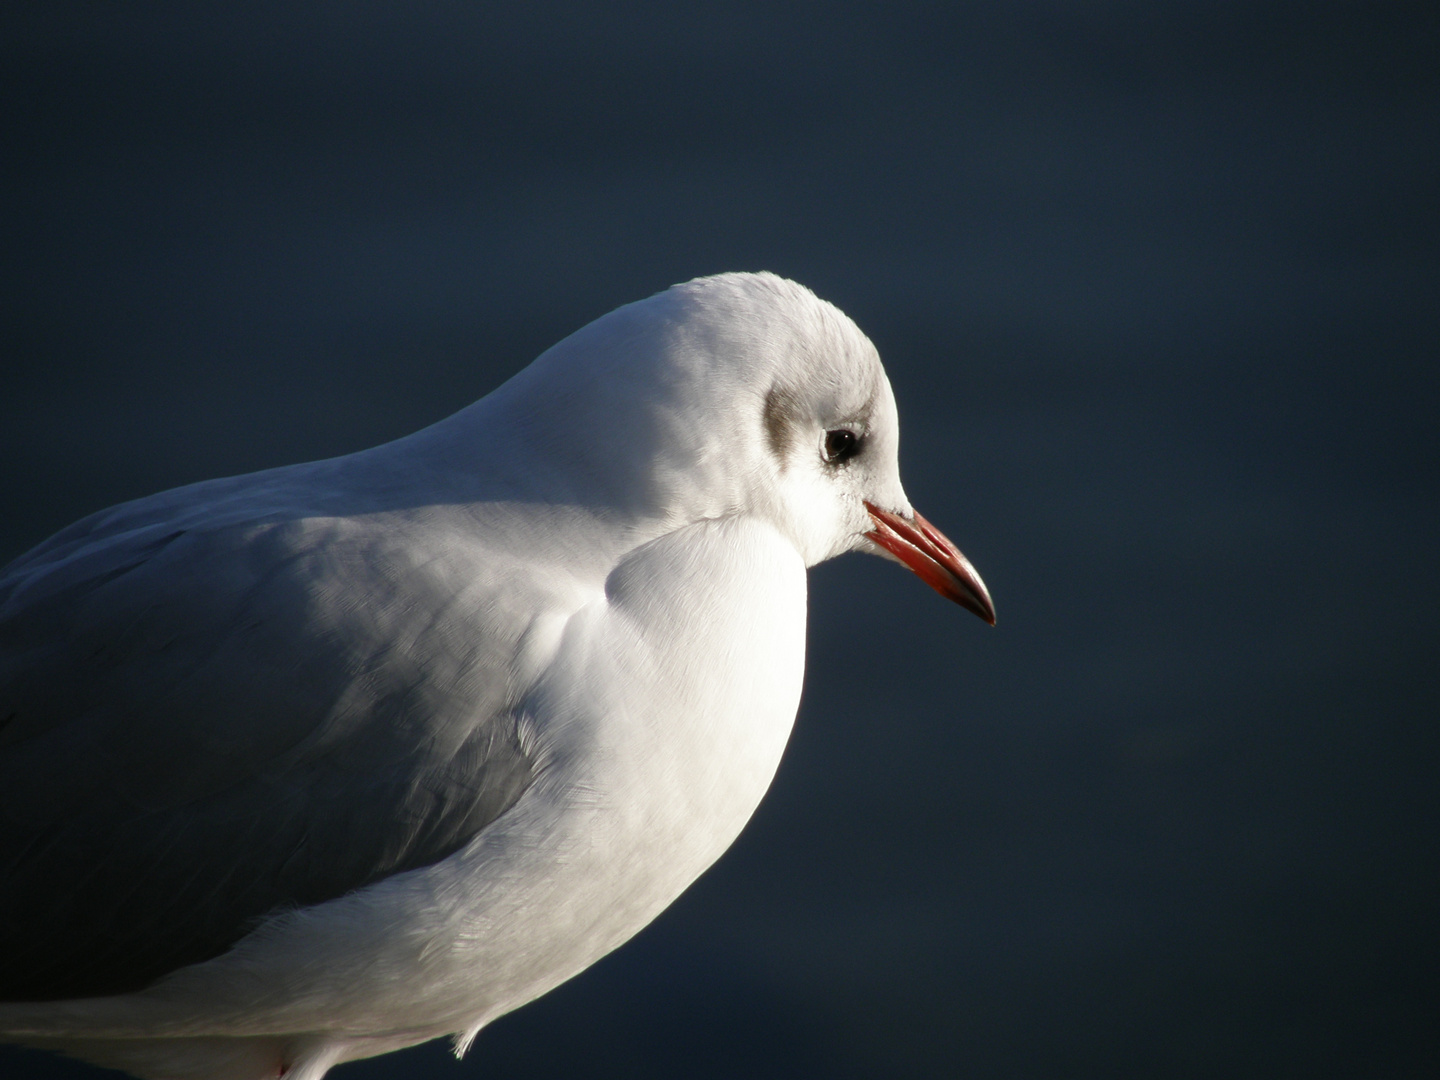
[0, 488, 540, 1002]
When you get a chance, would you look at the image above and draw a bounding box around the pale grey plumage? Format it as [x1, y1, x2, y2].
[0, 475, 539, 1000]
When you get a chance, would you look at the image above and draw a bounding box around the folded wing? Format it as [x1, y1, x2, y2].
[0, 493, 543, 1002]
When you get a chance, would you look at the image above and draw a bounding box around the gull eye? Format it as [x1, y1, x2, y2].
[822, 428, 860, 465]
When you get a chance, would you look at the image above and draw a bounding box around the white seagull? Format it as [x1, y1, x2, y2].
[0, 272, 993, 1080]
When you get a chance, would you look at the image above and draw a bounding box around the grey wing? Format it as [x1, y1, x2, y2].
[0, 507, 537, 1002]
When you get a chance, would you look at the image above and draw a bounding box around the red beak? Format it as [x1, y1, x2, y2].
[864, 501, 996, 625]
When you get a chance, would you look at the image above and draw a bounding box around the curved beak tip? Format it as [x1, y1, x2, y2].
[863, 501, 996, 626]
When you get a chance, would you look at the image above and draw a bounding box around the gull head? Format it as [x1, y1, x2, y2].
[478, 271, 994, 622]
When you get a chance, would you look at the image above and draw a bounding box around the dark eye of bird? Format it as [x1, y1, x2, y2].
[823, 429, 860, 464]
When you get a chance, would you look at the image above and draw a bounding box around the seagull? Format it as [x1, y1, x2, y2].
[0, 272, 994, 1080]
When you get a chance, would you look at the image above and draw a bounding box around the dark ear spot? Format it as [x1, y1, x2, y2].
[763, 384, 803, 464]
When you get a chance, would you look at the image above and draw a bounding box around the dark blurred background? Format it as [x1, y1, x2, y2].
[2, 2, 1437, 1077]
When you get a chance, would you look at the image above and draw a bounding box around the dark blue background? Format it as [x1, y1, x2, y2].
[3, 3, 1436, 1077]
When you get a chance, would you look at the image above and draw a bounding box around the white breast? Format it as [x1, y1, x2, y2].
[434, 513, 811, 1033]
